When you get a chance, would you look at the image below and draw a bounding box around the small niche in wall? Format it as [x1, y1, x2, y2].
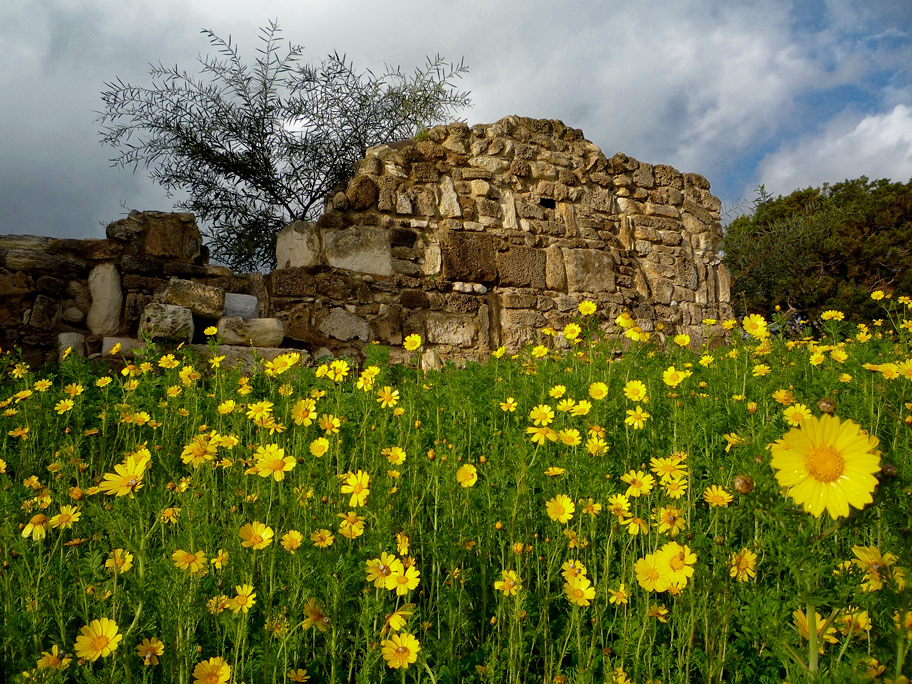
[538, 198, 556, 209]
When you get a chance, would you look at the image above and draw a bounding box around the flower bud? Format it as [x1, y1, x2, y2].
[817, 397, 837, 414]
[733, 474, 754, 494]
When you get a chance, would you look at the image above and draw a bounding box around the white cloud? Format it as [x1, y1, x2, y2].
[754, 104, 912, 195]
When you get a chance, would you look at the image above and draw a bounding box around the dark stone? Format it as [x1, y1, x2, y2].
[163, 262, 209, 277]
[475, 198, 502, 219]
[123, 292, 153, 333]
[122, 274, 169, 292]
[497, 247, 547, 288]
[29, 294, 60, 330]
[390, 227, 418, 248]
[121, 255, 162, 275]
[412, 162, 439, 183]
[106, 216, 145, 242]
[401, 289, 428, 309]
[441, 232, 497, 284]
[445, 293, 480, 314]
[36, 276, 65, 297]
[81, 239, 123, 261]
[315, 272, 368, 301]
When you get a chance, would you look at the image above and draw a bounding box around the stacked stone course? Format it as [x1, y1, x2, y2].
[1, 116, 732, 367]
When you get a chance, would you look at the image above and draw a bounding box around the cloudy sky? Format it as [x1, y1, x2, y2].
[2, 0, 911, 241]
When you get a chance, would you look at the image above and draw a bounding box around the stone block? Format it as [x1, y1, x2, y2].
[276, 221, 321, 269]
[441, 232, 497, 284]
[36, 275, 65, 297]
[141, 213, 202, 261]
[163, 262, 208, 277]
[272, 301, 312, 342]
[318, 308, 370, 342]
[0, 235, 54, 251]
[345, 175, 378, 210]
[269, 268, 316, 297]
[81, 239, 123, 261]
[561, 248, 616, 293]
[497, 247, 546, 288]
[545, 245, 566, 291]
[423, 243, 442, 276]
[139, 303, 194, 342]
[86, 263, 123, 335]
[323, 226, 392, 276]
[217, 317, 285, 347]
[438, 176, 462, 217]
[58, 332, 86, 360]
[156, 278, 225, 318]
[123, 292, 153, 334]
[29, 294, 60, 330]
[224, 293, 259, 319]
[426, 312, 475, 347]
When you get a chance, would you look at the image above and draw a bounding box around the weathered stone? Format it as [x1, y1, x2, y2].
[276, 221, 320, 269]
[58, 332, 86, 359]
[561, 249, 616, 293]
[62, 306, 85, 324]
[86, 263, 123, 335]
[438, 176, 462, 218]
[323, 226, 392, 276]
[28, 295, 60, 330]
[346, 175, 378, 210]
[81, 239, 123, 261]
[0, 235, 54, 251]
[122, 292, 152, 333]
[138, 303, 194, 342]
[155, 278, 225, 318]
[217, 317, 285, 347]
[497, 247, 546, 288]
[36, 275, 64, 297]
[318, 308, 370, 342]
[545, 244, 566, 291]
[426, 312, 475, 347]
[269, 268, 316, 297]
[142, 213, 202, 261]
[223, 293, 259, 319]
[441, 232, 496, 283]
[420, 349, 443, 371]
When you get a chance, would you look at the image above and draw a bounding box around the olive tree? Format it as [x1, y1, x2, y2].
[99, 21, 470, 271]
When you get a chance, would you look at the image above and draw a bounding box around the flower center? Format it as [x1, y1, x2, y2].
[270, 459, 286, 470]
[91, 635, 110, 652]
[397, 646, 408, 655]
[804, 445, 845, 483]
[670, 553, 686, 571]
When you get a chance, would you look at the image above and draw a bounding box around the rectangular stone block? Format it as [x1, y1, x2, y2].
[497, 247, 546, 289]
[561, 248, 616, 293]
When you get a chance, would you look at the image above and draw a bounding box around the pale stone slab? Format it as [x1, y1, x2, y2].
[86, 263, 122, 336]
[426, 313, 475, 347]
[139, 303, 194, 342]
[217, 317, 284, 347]
[322, 226, 392, 276]
[438, 176, 462, 218]
[58, 332, 86, 360]
[157, 277, 225, 318]
[276, 221, 320, 269]
[223, 293, 259, 319]
[318, 309, 370, 342]
[561, 248, 616, 293]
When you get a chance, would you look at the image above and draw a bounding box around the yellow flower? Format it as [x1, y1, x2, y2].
[558, 428, 581, 446]
[403, 334, 423, 351]
[212, 549, 229, 569]
[204, 325, 219, 335]
[341, 470, 370, 507]
[303, 598, 331, 632]
[377, 386, 400, 408]
[783, 403, 812, 427]
[770, 414, 881, 519]
[310, 437, 330, 458]
[172, 549, 207, 574]
[54, 398, 75, 414]
[635, 554, 667, 592]
[239, 521, 274, 550]
[563, 322, 582, 341]
[578, 300, 597, 316]
[37, 644, 71, 670]
[623, 380, 647, 402]
[588, 382, 608, 400]
[742, 314, 769, 338]
[792, 609, 839, 652]
[655, 505, 686, 536]
[564, 575, 595, 606]
[255, 444, 296, 481]
[287, 669, 311, 682]
[663, 365, 691, 387]
[74, 618, 122, 661]
[752, 363, 771, 377]
[546, 494, 575, 523]
[106, 548, 134, 573]
[456, 464, 478, 488]
[22, 513, 49, 540]
[381, 632, 421, 669]
[655, 541, 697, 589]
[193, 657, 231, 684]
[500, 397, 517, 412]
[624, 406, 650, 429]
[608, 583, 628, 605]
[674, 333, 691, 346]
[821, 309, 844, 321]
[494, 570, 522, 596]
[311, 529, 335, 548]
[531, 344, 548, 358]
[136, 637, 164, 666]
[570, 400, 592, 416]
[319, 413, 341, 434]
[621, 470, 655, 497]
[366, 552, 404, 588]
[871, 290, 885, 300]
[492, 345, 506, 358]
[529, 404, 555, 426]
[647, 603, 669, 622]
[49, 504, 81, 529]
[386, 565, 421, 596]
[730, 548, 757, 581]
[703, 485, 733, 507]
[281, 530, 304, 553]
[228, 584, 256, 613]
[383, 604, 414, 634]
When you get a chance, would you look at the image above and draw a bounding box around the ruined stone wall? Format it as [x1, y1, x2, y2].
[270, 116, 732, 363]
[0, 116, 732, 367]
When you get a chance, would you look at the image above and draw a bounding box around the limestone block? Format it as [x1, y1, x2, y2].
[142, 213, 202, 261]
[396, 194, 413, 215]
[468, 156, 509, 173]
[422, 243, 442, 276]
[272, 300, 312, 342]
[499, 190, 518, 230]
[426, 312, 476, 347]
[86, 263, 123, 336]
[319, 308, 370, 342]
[276, 221, 321, 269]
[561, 249, 616, 293]
[545, 245, 566, 291]
[470, 180, 491, 197]
[716, 264, 731, 303]
[62, 305, 85, 324]
[649, 277, 674, 304]
[58, 332, 86, 360]
[139, 303, 194, 342]
[441, 232, 497, 284]
[323, 226, 392, 276]
[497, 247, 546, 288]
[420, 349, 443, 371]
[0, 234, 54, 251]
[345, 175, 378, 210]
[270, 268, 317, 297]
[438, 176, 462, 218]
[29, 294, 61, 330]
[645, 202, 680, 219]
[156, 277, 225, 318]
[217, 316, 284, 347]
[223, 293, 259, 319]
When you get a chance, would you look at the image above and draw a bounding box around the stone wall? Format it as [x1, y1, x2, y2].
[271, 115, 731, 363]
[0, 116, 732, 367]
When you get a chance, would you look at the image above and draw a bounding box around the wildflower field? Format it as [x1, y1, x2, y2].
[2, 296, 911, 684]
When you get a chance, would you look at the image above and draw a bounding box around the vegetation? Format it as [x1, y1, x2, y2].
[98, 21, 470, 272]
[723, 177, 912, 322]
[2, 298, 911, 683]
